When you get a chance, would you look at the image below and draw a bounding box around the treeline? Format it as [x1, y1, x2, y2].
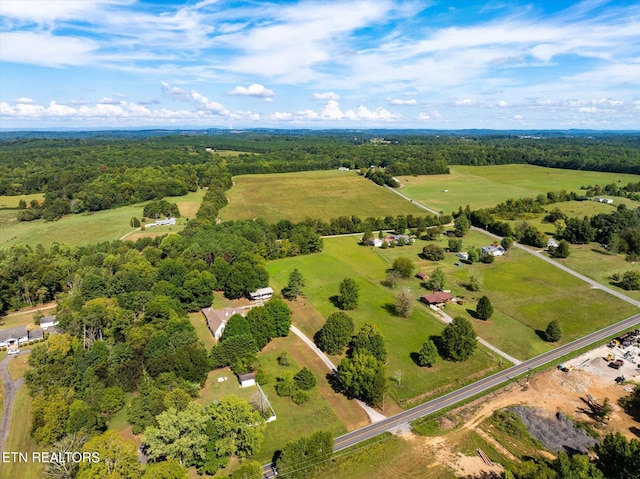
[582, 179, 640, 201]
[458, 190, 640, 258]
[3, 133, 639, 216]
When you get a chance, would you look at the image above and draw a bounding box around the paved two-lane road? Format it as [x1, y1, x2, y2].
[332, 311, 640, 451]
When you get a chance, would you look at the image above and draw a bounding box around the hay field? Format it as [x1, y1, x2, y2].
[220, 170, 427, 222]
[398, 165, 640, 214]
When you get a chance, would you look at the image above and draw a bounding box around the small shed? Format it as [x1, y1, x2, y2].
[416, 272, 429, 281]
[238, 372, 257, 388]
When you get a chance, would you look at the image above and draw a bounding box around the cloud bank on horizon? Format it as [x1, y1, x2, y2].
[1, 0, 639, 129]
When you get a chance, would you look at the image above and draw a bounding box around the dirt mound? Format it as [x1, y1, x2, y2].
[510, 406, 597, 454]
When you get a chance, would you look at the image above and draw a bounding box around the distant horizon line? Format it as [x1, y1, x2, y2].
[2, 126, 639, 134]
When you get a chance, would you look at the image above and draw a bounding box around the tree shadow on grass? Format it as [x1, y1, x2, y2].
[535, 329, 548, 341]
[382, 303, 397, 315]
[326, 371, 344, 395]
[466, 308, 479, 319]
[629, 426, 640, 438]
[409, 352, 423, 367]
[328, 295, 341, 308]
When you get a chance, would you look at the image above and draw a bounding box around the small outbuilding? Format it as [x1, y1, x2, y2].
[416, 272, 429, 281]
[238, 372, 257, 388]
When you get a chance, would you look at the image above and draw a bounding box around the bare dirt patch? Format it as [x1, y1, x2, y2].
[399, 345, 640, 478]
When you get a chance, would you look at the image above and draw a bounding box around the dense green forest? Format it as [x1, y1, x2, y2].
[1, 131, 639, 477]
[2, 132, 639, 221]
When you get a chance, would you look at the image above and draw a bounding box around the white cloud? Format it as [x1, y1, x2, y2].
[419, 112, 431, 120]
[345, 105, 398, 121]
[313, 92, 341, 101]
[321, 100, 345, 120]
[454, 98, 477, 106]
[0, 32, 98, 67]
[0, 0, 123, 24]
[228, 84, 275, 98]
[13, 97, 35, 104]
[161, 82, 229, 116]
[496, 100, 509, 108]
[388, 98, 417, 105]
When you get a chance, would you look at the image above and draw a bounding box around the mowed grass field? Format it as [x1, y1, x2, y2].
[398, 165, 640, 214]
[377, 230, 637, 360]
[219, 170, 426, 223]
[2, 385, 45, 479]
[0, 189, 205, 248]
[268, 236, 504, 408]
[198, 333, 367, 464]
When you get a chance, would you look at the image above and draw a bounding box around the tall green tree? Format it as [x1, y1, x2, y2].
[143, 403, 209, 466]
[338, 351, 388, 407]
[454, 214, 470, 237]
[392, 257, 415, 278]
[337, 277, 359, 310]
[476, 295, 494, 320]
[205, 395, 266, 459]
[425, 267, 446, 291]
[77, 431, 141, 479]
[440, 317, 477, 361]
[350, 323, 387, 362]
[417, 340, 439, 367]
[282, 268, 305, 300]
[314, 312, 354, 355]
[545, 319, 562, 342]
[264, 298, 291, 337]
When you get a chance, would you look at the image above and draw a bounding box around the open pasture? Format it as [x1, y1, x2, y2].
[398, 165, 639, 214]
[219, 170, 426, 223]
[0, 193, 44, 209]
[268, 236, 503, 408]
[0, 189, 204, 249]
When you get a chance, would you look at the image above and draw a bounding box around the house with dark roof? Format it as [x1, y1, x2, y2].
[0, 326, 47, 350]
[420, 291, 454, 306]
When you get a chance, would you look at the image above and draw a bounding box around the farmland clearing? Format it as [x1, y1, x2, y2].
[219, 170, 426, 223]
[397, 165, 640, 214]
[0, 189, 205, 248]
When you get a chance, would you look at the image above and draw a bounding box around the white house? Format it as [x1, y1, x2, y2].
[202, 306, 253, 340]
[249, 287, 274, 301]
[40, 315, 58, 329]
[481, 245, 505, 257]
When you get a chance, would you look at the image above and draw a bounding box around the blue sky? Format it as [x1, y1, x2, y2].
[1, 0, 639, 129]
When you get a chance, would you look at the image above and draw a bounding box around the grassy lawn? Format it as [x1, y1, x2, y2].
[0, 304, 56, 329]
[308, 433, 456, 479]
[198, 333, 361, 464]
[444, 247, 637, 360]
[398, 165, 640, 214]
[267, 237, 503, 409]
[558, 242, 640, 302]
[219, 170, 426, 223]
[0, 189, 205, 249]
[7, 352, 31, 380]
[2, 385, 45, 479]
[189, 312, 217, 350]
[0, 193, 45, 209]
